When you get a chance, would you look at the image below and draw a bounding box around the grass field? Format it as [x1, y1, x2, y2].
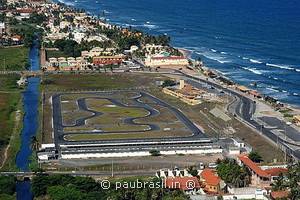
[0, 47, 29, 71]
[0, 74, 21, 91]
[41, 73, 160, 91]
[0, 75, 22, 170]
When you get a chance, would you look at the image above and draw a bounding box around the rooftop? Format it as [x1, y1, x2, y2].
[238, 155, 269, 178]
[200, 169, 221, 186]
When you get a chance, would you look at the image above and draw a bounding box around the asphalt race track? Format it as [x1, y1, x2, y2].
[52, 90, 208, 148]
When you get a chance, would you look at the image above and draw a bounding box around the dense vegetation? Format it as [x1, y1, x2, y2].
[272, 162, 300, 200]
[248, 151, 263, 163]
[45, 39, 114, 58]
[0, 175, 16, 200]
[32, 174, 189, 200]
[216, 158, 251, 188]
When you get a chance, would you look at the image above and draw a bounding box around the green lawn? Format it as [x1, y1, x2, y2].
[0, 75, 22, 171]
[41, 73, 160, 91]
[0, 74, 21, 91]
[0, 47, 29, 71]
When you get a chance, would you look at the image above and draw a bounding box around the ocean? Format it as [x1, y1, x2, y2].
[56, 0, 300, 106]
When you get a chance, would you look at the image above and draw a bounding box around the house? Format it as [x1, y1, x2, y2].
[237, 155, 288, 188]
[16, 8, 33, 19]
[93, 55, 125, 66]
[264, 168, 288, 182]
[199, 168, 222, 194]
[237, 155, 270, 188]
[45, 56, 87, 71]
[164, 177, 201, 195]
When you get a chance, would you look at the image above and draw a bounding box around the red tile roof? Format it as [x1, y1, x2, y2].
[270, 191, 289, 199]
[200, 169, 221, 186]
[165, 177, 200, 191]
[264, 168, 288, 176]
[238, 155, 270, 178]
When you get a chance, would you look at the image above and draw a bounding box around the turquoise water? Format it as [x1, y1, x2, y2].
[58, 0, 300, 106]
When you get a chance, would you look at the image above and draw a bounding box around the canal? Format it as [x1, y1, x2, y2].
[15, 39, 40, 200]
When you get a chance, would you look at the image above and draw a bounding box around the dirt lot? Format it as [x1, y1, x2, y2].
[43, 154, 223, 172]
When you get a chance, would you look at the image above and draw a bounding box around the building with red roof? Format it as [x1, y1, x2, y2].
[200, 168, 221, 194]
[164, 177, 201, 194]
[237, 155, 288, 188]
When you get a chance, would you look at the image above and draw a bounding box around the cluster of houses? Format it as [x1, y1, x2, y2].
[157, 154, 289, 200]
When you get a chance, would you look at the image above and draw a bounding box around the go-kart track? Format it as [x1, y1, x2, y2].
[44, 90, 221, 160]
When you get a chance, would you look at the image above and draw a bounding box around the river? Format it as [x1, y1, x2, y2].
[15, 39, 40, 200]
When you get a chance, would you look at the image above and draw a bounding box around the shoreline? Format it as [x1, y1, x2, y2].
[48, 1, 299, 113]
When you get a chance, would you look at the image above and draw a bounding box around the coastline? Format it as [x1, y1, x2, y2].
[49, 0, 300, 113]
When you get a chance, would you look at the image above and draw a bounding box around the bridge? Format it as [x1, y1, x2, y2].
[0, 70, 44, 77]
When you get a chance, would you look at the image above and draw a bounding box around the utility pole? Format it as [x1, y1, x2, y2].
[111, 160, 114, 177]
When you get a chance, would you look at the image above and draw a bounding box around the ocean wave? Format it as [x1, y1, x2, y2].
[266, 87, 280, 93]
[143, 24, 159, 29]
[210, 49, 217, 53]
[242, 67, 263, 75]
[266, 63, 296, 71]
[195, 51, 231, 64]
[220, 52, 227, 55]
[57, 0, 75, 6]
[249, 59, 263, 64]
[242, 57, 249, 60]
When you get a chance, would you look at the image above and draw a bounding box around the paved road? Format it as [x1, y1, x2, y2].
[175, 71, 300, 160]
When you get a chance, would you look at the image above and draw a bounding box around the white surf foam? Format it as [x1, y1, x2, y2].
[57, 0, 75, 6]
[242, 67, 263, 75]
[266, 63, 295, 70]
[210, 49, 217, 53]
[249, 59, 263, 64]
[195, 51, 231, 64]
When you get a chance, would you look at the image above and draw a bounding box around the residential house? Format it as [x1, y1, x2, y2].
[199, 168, 222, 194]
[237, 155, 288, 188]
[93, 55, 125, 66]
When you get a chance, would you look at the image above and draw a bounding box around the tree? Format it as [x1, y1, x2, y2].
[0, 176, 16, 195]
[162, 79, 176, 87]
[216, 158, 251, 188]
[187, 166, 198, 177]
[31, 136, 39, 151]
[149, 149, 161, 156]
[248, 151, 263, 163]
